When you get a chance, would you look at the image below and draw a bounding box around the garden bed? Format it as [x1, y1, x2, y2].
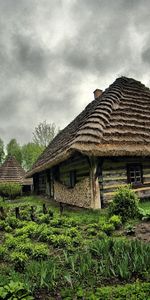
[0, 196, 149, 299]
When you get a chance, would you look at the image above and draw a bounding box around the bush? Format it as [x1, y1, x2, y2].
[109, 185, 139, 222]
[0, 182, 22, 199]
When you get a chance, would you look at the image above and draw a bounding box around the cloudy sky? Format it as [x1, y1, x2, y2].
[0, 0, 150, 145]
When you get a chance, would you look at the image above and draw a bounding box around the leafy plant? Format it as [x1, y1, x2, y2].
[101, 223, 115, 235]
[30, 243, 49, 260]
[0, 245, 7, 261]
[109, 185, 139, 222]
[0, 280, 33, 299]
[109, 215, 122, 229]
[10, 252, 28, 270]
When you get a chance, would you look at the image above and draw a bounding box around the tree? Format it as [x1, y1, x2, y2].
[0, 138, 5, 165]
[22, 142, 43, 171]
[32, 121, 58, 148]
[7, 139, 22, 164]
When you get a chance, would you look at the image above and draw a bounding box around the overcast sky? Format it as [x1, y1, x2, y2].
[0, 0, 150, 145]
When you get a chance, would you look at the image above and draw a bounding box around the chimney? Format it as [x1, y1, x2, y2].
[93, 89, 103, 99]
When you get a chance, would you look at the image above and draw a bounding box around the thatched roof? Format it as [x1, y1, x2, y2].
[27, 76, 150, 176]
[0, 156, 32, 185]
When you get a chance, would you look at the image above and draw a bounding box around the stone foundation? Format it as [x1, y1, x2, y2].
[54, 177, 92, 208]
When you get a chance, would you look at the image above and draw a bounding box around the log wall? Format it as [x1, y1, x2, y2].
[101, 157, 150, 203]
[59, 154, 90, 186]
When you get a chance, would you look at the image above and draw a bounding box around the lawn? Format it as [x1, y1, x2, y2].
[0, 196, 150, 299]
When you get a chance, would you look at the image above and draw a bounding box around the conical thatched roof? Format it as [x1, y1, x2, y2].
[0, 156, 32, 185]
[27, 76, 150, 176]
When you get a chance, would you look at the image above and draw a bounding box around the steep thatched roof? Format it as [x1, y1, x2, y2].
[27, 76, 150, 176]
[0, 156, 32, 185]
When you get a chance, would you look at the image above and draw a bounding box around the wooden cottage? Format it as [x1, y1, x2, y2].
[27, 77, 150, 208]
[0, 156, 33, 194]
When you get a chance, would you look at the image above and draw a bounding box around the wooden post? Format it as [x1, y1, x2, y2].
[30, 206, 35, 221]
[89, 156, 101, 209]
[15, 207, 20, 219]
[43, 203, 47, 214]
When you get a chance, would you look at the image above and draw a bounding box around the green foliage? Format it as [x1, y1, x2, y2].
[1, 196, 150, 298]
[10, 252, 28, 270]
[26, 259, 57, 289]
[32, 120, 59, 148]
[6, 216, 23, 229]
[37, 213, 50, 224]
[109, 185, 139, 222]
[137, 207, 150, 221]
[7, 139, 22, 164]
[124, 224, 135, 236]
[0, 137, 5, 165]
[0, 280, 33, 299]
[0, 182, 22, 199]
[101, 222, 115, 235]
[0, 245, 7, 260]
[109, 215, 122, 229]
[30, 243, 49, 260]
[85, 282, 150, 300]
[22, 142, 43, 171]
[5, 234, 30, 250]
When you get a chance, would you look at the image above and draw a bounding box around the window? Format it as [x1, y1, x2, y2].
[69, 171, 76, 188]
[127, 164, 143, 185]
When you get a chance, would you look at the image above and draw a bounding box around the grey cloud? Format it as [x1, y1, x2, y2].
[0, 0, 150, 145]
[142, 47, 150, 65]
[0, 94, 20, 121]
[13, 34, 49, 78]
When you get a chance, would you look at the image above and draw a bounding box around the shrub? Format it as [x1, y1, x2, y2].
[109, 185, 139, 222]
[0, 182, 22, 199]
[109, 215, 122, 229]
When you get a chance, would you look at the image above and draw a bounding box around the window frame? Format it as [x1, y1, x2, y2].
[127, 163, 143, 186]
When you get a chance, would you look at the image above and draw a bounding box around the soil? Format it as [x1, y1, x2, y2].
[134, 221, 150, 242]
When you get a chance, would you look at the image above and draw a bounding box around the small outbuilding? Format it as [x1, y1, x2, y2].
[27, 77, 150, 208]
[0, 156, 33, 194]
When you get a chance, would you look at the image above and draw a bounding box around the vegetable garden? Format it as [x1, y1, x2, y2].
[0, 190, 150, 299]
